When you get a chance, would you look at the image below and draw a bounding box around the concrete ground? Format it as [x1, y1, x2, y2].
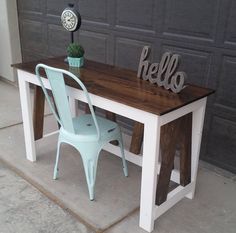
[0, 162, 94, 233]
[0, 79, 236, 233]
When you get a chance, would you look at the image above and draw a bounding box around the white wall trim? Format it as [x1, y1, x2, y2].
[0, 0, 22, 82]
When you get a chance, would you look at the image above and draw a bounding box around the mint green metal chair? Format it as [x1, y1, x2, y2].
[35, 64, 128, 200]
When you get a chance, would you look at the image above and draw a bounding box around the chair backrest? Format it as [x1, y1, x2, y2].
[35, 64, 100, 139]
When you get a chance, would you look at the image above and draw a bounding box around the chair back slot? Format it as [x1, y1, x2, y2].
[45, 69, 74, 133]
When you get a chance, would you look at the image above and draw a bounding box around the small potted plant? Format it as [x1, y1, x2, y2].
[67, 43, 85, 67]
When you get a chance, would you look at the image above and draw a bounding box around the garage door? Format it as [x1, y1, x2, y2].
[17, 0, 236, 173]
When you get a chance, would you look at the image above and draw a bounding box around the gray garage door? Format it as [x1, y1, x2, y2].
[17, 0, 236, 173]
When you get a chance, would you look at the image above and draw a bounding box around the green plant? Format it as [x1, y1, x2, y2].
[67, 43, 85, 58]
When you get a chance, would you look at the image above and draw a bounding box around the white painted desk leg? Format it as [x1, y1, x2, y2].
[18, 75, 36, 162]
[139, 115, 161, 232]
[186, 97, 207, 199]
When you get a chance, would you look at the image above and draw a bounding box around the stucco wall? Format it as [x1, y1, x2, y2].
[0, 0, 21, 82]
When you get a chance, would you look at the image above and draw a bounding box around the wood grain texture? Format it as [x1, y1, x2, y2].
[130, 122, 144, 154]
[105, 111, 116, 122]
[51, 92, 61, 130]
[155, 113, 192, 204]
[156, 119, 182, 205]
[105, 111, 119, 145]
[33, 86, 45, 140]
[85, 104, 90, 114]
[179, 113, 192, 186]
[12, 56, 214, 116]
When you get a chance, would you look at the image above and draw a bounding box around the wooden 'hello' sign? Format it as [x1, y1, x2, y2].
[137, 46, 187, 93]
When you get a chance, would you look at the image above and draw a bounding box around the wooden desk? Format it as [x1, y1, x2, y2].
[13, 57, 214, 232]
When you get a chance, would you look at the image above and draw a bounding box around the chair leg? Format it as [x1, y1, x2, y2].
[82, 157, 99, 201]
[53, 141, 61, 180]
[118, 138, 128, 177]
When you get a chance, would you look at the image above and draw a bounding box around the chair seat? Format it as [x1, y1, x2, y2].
[60, 114, 119, 142]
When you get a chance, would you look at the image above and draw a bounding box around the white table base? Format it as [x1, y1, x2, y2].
[18, 69, 207, 232]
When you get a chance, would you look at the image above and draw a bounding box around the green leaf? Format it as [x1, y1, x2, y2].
[67, 43, 85, 58]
